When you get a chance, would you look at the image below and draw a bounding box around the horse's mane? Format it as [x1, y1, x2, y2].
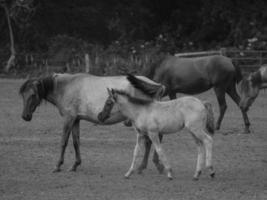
[114, 89, 153, 105]
[239, 70, 262, 93]
[19, 75, 55, 100]
[250, 70, 262, 85]
[127, 74, 165, 98]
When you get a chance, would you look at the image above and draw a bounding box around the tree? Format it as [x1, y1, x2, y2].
[0, 0, 35, 72]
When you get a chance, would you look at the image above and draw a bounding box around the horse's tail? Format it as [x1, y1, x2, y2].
[203, 101, 215, 135]
[233, 61, 243, 83]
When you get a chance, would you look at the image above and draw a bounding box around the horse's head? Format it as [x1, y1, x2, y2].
[19, 79, 43, 121]
[98, 88, 117, 122]
[239, 72, 261, 112]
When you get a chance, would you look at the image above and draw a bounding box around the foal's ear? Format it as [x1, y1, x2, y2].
[107, 88, 112, 96]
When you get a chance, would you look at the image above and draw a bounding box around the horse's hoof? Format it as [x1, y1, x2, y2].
[192, 177, 199, 181]
[156, 164, 165, 174]
[68, 167, 77, 172]
[243, 129, 251, 134]
[137, 165, 146, 174]
[210, 172, 215, 178]
[52, 168, 61, 173]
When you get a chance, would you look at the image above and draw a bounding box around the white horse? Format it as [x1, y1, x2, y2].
[19, 73, 165, 172]
[98, 89, 215, 180]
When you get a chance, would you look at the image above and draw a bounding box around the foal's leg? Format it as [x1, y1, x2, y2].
[226, 86, 251, 133]
[202, 133, 215, 178]
[214, 87, 227, 130]
[53, 116, 75, 172]
[125, 133, 144, 178]
[194, 139, 205, 180]
[69, 119, 82, 171]
[152, 134, 165, 174]
[148, 132, 173, 180]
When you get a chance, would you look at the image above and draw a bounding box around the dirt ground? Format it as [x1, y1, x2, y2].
[0, 78, 266, 200]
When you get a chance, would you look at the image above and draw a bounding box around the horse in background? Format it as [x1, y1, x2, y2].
[144, 55, 251, 133]
[239, 66, 267, 111]
[19, 73, 165, 172]
[98, 89, 215, 180]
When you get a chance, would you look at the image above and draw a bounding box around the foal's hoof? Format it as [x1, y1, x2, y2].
[193, 171, 201, 181]
[242, 129, 251, 134]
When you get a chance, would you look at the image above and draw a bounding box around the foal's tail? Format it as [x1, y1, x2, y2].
[203, 102, 215, 135]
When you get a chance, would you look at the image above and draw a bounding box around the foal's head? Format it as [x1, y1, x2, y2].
[97, 88, 152, 122]
[239, 71, 261, 111]
[19, 76, 54, 121]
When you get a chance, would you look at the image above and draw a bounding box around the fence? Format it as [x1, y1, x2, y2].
[2, 48, 267, 75]
[175, 48, 267, 73]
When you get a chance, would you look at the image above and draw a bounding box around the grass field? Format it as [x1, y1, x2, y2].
[0, 78, 266, 200]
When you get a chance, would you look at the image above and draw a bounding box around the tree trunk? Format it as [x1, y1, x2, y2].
[3, 3, 16, 72]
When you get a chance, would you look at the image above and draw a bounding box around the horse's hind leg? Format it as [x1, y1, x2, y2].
[214, 87, 227, 130]
[137, 135, 151, 174]
[226, 86, 251, 133]
[152, 134, 165, 174]
[53, 116, 75, 173]
[69, 119, 81, 172]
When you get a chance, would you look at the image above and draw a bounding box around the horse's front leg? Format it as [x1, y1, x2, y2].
[214, 87, 227, 130]
[53, 117, 75, 173]
[69, 119, 81, 171]
[125, 133, 144, 178]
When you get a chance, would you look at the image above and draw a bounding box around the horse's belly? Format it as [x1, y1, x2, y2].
[175, 79, 212, 94]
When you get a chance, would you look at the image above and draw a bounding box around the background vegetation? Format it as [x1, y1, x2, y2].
[1, 0, 267, 75]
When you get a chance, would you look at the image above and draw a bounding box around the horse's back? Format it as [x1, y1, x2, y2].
[154, 55, 236, 93]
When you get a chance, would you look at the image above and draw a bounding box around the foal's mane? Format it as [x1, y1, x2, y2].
[114, 89, 153, 105]
[19, 75, 55, 100]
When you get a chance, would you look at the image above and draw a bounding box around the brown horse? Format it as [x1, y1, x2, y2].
[145, 55, 251, 133]
[19, 73, 165, 172]
[239, 66, 267, 112]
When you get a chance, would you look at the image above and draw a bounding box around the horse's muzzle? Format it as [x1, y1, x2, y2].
[22, 114, 32, 121]
[97, 112, 109, 123]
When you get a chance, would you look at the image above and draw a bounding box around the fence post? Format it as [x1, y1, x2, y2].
[220, 48, 226, 56]
[85, 53, 90, 73]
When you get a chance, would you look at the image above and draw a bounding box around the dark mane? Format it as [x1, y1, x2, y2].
[250, 70, 262, 85]
[19, 75, 55, 100]
[114, 89, 153, 105]
[126, 74, 165, 97]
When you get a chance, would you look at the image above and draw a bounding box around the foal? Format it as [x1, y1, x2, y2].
[98, 89, 215, 180]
